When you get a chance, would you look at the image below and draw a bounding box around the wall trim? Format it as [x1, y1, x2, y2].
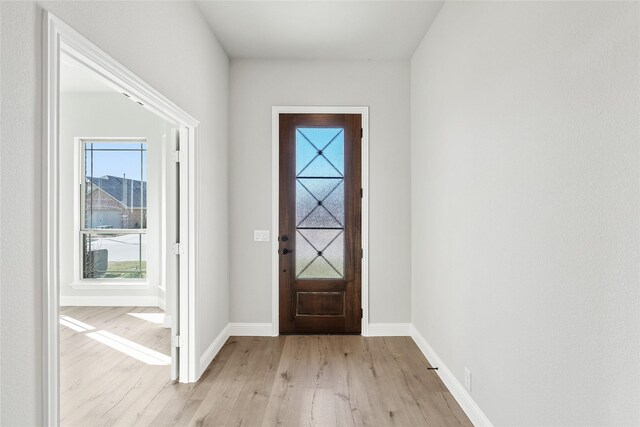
[367, 323, 411, 337]
[228, 323, 273, 336]
[271, 106, 370, 337]
[410, 324, 494, 427]
[199, 324, 230, 375]
[59, 296, 160, 307]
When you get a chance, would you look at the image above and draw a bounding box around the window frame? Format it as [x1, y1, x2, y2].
[77, 137, 149, 284]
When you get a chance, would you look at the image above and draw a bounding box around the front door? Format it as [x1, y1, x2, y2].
[279, 114, 362, 334]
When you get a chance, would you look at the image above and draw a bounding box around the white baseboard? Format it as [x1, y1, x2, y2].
[60, 296, 160, 307]
[199, 323, 230, 375]
[409, 324, 493, 427]
[367, 323, 411, 336]
[228, 323, 273, 336]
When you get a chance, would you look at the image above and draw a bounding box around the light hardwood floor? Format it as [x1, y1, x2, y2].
[60, 307, 472, 426]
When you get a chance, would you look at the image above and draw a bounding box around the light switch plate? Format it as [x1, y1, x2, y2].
[254, 230, 270, 242]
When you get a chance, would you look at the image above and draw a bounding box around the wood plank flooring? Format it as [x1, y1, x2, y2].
[60, 306, 171, 426]
[60, 307, 472, 426]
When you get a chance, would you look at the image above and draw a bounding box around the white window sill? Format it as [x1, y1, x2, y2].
[71, 281, 149, 290]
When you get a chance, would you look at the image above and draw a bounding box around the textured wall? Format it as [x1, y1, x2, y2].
[229, 60, 412, 324]
[411, 2, 640, 425]
[0, 2, 229, 424]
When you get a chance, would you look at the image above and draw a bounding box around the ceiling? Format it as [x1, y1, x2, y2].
[196, 1, 445, 60]
[60, 53, 114, 93]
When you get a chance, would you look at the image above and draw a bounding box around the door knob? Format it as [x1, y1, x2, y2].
[279, 248, 293, 255]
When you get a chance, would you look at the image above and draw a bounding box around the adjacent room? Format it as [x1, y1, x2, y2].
[57, 53, 182, 424]
[1, 1, 638, 426]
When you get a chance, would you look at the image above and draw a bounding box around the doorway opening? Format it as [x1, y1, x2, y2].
[271, 107, 370, 336]
[44, 12, 199, 425]
[57, 52, 180, 424]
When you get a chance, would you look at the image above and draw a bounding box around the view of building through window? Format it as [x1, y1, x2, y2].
[82, 141, 147, 279]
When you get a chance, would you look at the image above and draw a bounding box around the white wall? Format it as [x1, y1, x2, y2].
[59, 92, 169, 306]
[0, 2, 229, 424]
[411, 2, 640, 425]
[229, 59, 411, 324]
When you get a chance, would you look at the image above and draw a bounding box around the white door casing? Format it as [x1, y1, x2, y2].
[43, 11, 200, 426]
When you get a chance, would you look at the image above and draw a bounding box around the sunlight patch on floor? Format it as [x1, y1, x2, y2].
[127, 311, 165, 325]
[60, 315, 96, 331]
[60, 315, 170, 366]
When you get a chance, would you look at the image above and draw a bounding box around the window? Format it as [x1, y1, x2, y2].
[81, 140, 147, 279]
[295, 127, 345, 279]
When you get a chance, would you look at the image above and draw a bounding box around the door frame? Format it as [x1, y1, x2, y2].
[43, 11, 199, 426]
[271, 106, 370, 337]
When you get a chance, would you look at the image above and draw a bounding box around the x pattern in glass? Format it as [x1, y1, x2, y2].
[295, 128, 345, 279]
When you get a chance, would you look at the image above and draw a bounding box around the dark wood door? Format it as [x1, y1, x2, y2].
[279, 114, 362, 334]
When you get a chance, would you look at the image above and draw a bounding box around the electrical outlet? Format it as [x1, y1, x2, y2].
[464, 367, 472, 392]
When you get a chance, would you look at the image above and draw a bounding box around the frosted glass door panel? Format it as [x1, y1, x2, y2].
[295, 128, 345, 279]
